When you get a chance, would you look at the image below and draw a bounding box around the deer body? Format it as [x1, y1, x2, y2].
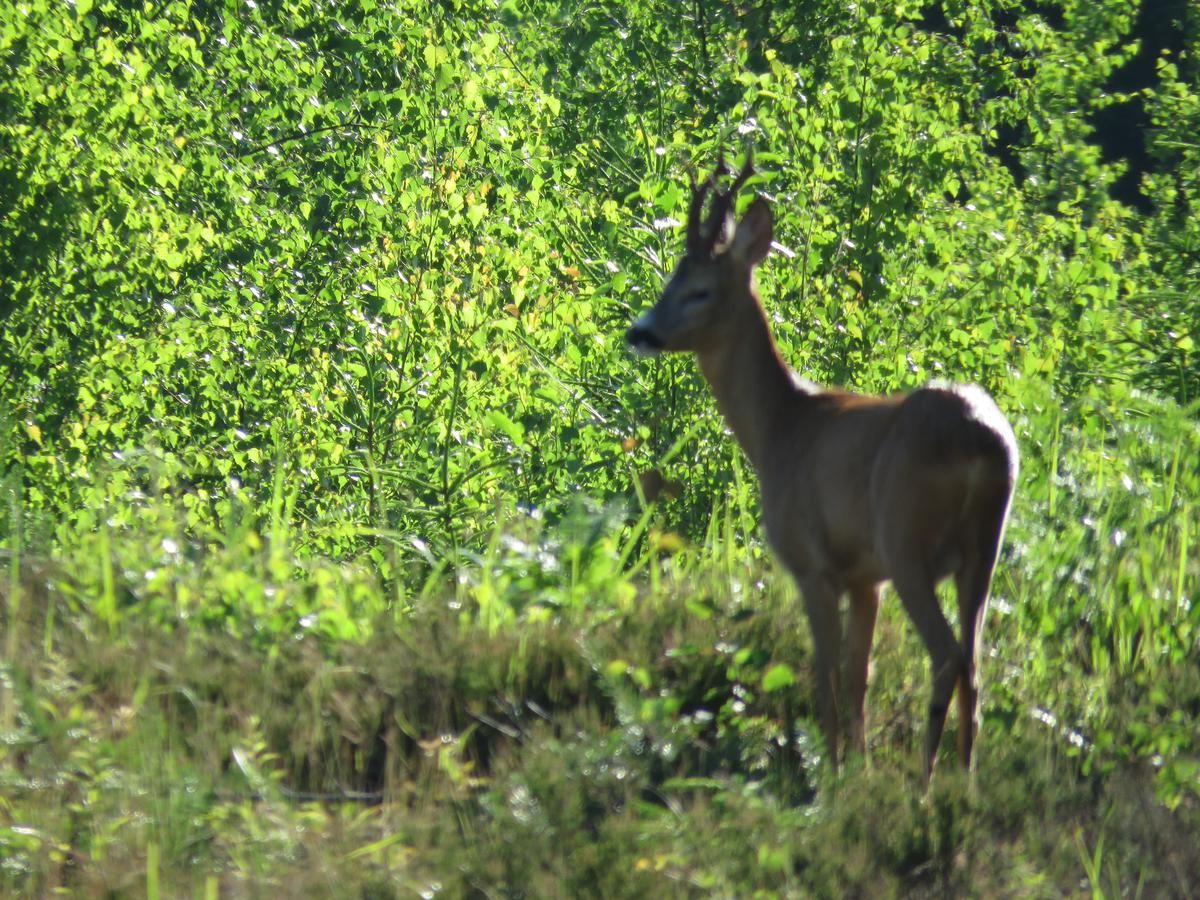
[627, 156, 1017, 776]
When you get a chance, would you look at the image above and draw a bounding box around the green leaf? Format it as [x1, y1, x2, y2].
[479, 32, 501, 54]
[761, 664, 796, 693]
[605, 659, 629, 679]
[486, 411, 525, 447]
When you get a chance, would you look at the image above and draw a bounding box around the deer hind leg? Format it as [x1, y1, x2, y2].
[796, 574, 844, 771]
[954, 493, 1011, 772]
[887, 559, 964, 781]
[954, 563, 988, 774]
[844, 583, 880, 757]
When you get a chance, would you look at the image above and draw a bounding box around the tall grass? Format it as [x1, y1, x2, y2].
[1, 383, 1197, 896]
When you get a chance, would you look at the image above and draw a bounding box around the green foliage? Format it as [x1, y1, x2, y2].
[0, 0, 1192, 546]
[2, 529, 1197, 895]
[1, 0, 638, 564]
[3, 0, 1197, 555]
[2, 0, 1199, 894]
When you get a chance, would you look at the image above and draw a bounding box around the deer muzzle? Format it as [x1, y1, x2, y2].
[626, 322, 666, 356]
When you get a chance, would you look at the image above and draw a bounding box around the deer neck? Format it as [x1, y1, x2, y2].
[696, 293, 797, 472]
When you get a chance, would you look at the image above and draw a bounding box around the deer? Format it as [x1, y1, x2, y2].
[626, 151, 1018, 779]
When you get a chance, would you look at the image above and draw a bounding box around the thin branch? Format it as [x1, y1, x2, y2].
[235, 120, 380, 159]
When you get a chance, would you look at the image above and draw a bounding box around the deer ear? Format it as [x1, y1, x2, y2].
[730, 196, 773, 267]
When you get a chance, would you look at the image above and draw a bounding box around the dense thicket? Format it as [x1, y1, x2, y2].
[3, 0, 1197, 559]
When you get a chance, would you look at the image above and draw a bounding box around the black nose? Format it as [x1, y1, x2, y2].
[626, 325, 664, 350]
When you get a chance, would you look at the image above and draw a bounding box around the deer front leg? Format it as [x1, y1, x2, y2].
[844, 582, 880, 758]
[796, 574, 844, 771]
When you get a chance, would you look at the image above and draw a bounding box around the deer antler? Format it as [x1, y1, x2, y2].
[686, 154, 727, 257]
[688, 148, 756, 258]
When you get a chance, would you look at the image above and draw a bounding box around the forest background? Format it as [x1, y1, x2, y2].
[2, 0, 1199, 894]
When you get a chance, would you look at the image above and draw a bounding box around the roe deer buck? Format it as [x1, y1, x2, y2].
[626, 152, 1018, 778]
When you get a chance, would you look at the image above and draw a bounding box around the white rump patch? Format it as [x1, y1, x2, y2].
[929, 379, 1020, 479]
[790, 371, 821, 395]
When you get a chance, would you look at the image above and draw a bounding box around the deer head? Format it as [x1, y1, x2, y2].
[626, 151, 771, 357]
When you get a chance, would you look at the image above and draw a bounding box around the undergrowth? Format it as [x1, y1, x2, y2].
[2, 384, 1198, 897]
